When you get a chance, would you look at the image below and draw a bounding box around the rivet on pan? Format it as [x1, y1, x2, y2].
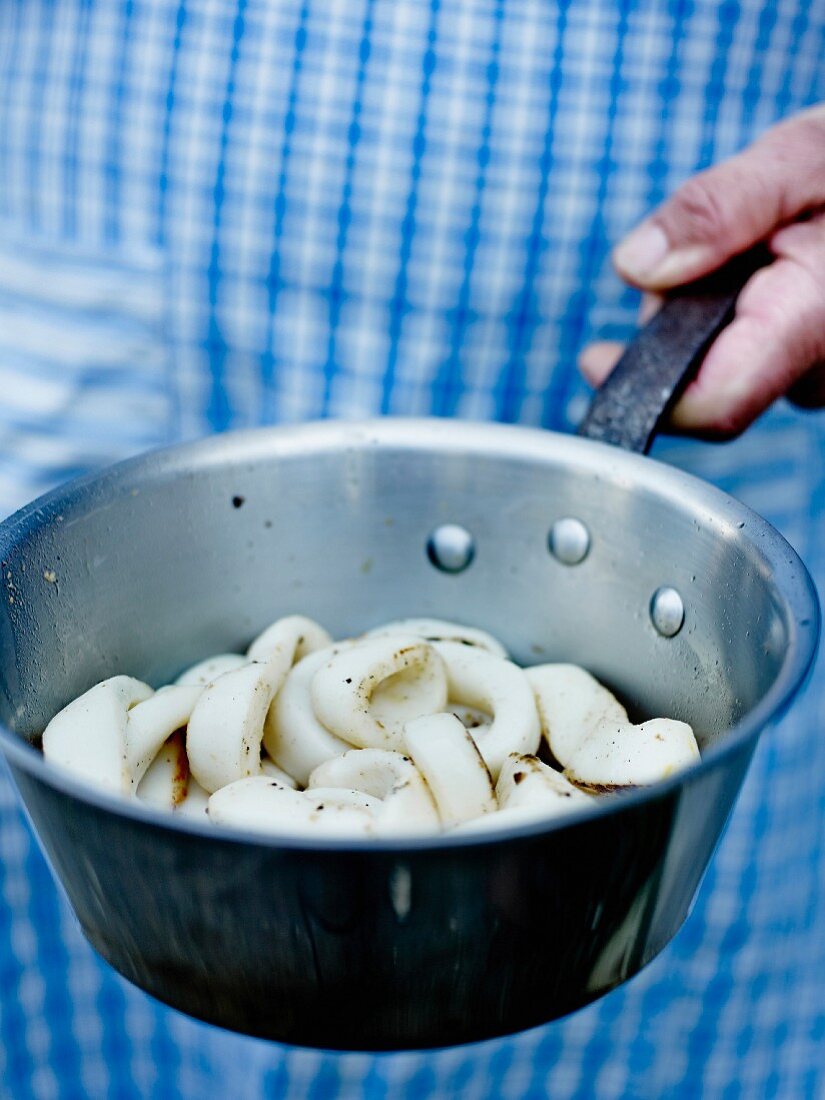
[650, 587, 685, 637]
[548, 518, 591, 565]
[426, 525, 475, 574]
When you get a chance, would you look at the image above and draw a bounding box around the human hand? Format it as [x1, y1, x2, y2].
[580, 105, 825, 437]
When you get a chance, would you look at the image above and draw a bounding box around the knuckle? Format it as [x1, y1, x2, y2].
[668, 176, 732, 241]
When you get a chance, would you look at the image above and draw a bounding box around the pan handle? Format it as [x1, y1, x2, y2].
[577, 245, 772, 454]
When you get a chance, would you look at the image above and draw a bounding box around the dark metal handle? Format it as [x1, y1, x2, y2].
[578, 245, 772, 454]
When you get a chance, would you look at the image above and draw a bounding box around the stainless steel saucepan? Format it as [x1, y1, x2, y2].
[0, 249, 817, 1049]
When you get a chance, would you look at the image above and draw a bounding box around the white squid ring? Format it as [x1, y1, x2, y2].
[564, 717, 700, 792]
[186, 650, 290, 794]
[308, 749, 440, 835]
[310, 636, 447, 751]
[364, 618, 507, 659]
[404, 713, 496, 827]
[125, 683, 204, 788]
[136, 729, 191, 811]
[174, 776, 211, 819]
[452, 753, 592, 835]
[526, 665, 698, 789]
[175, 653, 249, 686]
[207, 776, 380, 837]
[42, 675, 154, 795]
[262, 645, 353, 787]
[183, 617, 333, 793]
[246, 614, 332, 664]
[497, 753, 593, 814]
[432, 641, 540, 779]
[260, 755, 299, 788]
[526, 664, 628, 767]
[450, 704, 493, 735]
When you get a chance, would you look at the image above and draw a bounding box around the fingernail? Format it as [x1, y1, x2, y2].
[613, 223, 669, 282]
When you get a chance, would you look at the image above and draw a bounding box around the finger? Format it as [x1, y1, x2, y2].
[639, 292, 664, 324]
[669, 212, 825, 436]
[613, 105, 825, 289]
[578, 341, 625, 387]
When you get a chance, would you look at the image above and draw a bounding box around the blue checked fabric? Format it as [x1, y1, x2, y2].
[0, 2, 824, 1097]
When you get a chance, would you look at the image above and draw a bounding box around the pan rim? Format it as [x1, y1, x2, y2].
[0, 416, 819, 851]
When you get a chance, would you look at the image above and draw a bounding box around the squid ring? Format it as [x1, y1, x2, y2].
[497, 753, 593, 814]
[453, 753, 592, 835]
[125, 683, 204, 788]
[174, 776, 211, 819]
[262, 645, 353, 787]
[432, 641, 540, 779]
[308, 748, 440, 835]
[176, 617, 332, 790]
[525, 664, 628, 767]
[42, 675, 154, 795]
[365, 618, 507, 659]
[246, 614, 332, 664]
[526, 665, 698, 789]
[137, 729, 191, 811]
[563, 717, 700, 792]
[175, 653, 249, 686]
[403, 713, 496, 827]
[310, 636, 447, 751]
[312, 633, 453, 752]
[260, 755, 299, 788]
[450, 704, 492, 735]
[207, 775, 380, 837]
[186, 650, 290, 793]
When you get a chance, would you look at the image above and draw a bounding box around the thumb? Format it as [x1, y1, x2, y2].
[612, 105, 825, 290]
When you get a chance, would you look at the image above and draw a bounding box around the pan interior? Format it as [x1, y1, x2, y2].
[0, 421, 812, 757]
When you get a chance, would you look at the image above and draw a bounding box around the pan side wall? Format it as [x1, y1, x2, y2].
[11, 744, 753, 1049]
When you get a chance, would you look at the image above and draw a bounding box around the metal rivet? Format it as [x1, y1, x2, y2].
[426, 524, 475, 574]
[650, 587, 685, 637]
[548, 517, 591, 565]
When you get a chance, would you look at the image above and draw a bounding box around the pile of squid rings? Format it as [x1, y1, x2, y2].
[42, 616, 700, 838]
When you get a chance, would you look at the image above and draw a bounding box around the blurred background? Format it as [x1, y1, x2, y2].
[0, 2, 823, 1097]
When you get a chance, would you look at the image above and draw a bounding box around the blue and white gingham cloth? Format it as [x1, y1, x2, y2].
[0, 2, 824, 1097]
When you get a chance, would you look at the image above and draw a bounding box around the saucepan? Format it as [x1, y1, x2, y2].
[0, 249, 818, 1050]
